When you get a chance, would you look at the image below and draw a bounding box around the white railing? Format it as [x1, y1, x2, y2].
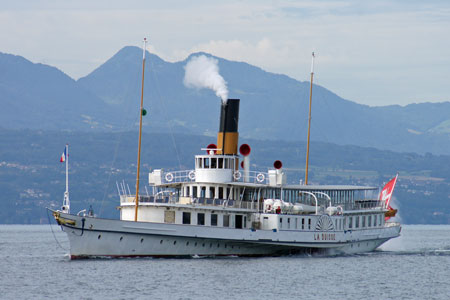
[160, 169, 269, 185]
[161, 170, 195, 184]
[232, 170, 269, 184]
[120, 194, 261, 210]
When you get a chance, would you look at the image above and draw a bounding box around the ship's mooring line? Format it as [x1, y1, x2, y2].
[46, 208, 68, 251]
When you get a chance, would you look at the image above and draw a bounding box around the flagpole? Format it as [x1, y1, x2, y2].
[62, 144, 70, 213]
[305, 52, 315, 185]
[66, 144, 69, 195]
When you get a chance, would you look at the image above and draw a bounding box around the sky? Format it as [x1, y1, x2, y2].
[1, 0, 449, 106]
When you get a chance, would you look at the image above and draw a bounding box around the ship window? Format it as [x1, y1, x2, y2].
[295, 218, 298, 229]
[197, 213, 205, 225]
[211, 158, 217, 168]
[211, 214, 218, 226]
[218, 158, 224, 168]
[308, 218, 311, 230]
[302, 218, 305, 230]
[349, 217, 353, 229]
[193, 186, 198, 198]
[182, 212, 191, 224]
[209, 186, 215, 199]
[368, 215, 372, 227]
[235, 215, 243, 229]
[164, 211, 175, 223]
[287, 218, 290, 229]
[201, 186, 206, 198]
[244, 216, 247, 228]
[223, 215, 230, 227]
[362, 216, 366, 227]
[204, 158, 210, 168]
[356, 216, 360, 228]
[197, 158, 202, 168]
[219, 187, 224, 199]
[374, 215, 377, 227]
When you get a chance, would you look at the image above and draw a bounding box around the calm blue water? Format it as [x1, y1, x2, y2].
[1, 224, 449, 300]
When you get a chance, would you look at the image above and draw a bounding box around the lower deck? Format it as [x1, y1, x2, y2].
[119, 202, 387, 233]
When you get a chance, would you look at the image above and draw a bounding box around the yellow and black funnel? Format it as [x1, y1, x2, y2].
[217, 99, 240, 155]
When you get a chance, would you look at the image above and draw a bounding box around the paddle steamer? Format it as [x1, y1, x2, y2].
[52, 42, 401, 259]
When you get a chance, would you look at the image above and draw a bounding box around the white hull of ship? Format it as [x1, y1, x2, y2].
[55, 212, 401, 259]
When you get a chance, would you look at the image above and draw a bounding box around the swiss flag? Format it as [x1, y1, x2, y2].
[380, 174, 398, 209]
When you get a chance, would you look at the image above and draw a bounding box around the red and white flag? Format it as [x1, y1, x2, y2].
[380, 174, 398, 209]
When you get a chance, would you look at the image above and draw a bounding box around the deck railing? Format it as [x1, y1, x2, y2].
[120, 194, 262, 210]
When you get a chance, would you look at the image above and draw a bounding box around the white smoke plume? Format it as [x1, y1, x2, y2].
[183, 55, 228, 102]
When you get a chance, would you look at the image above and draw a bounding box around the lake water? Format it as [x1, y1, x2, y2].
[1, 224, 449, 300]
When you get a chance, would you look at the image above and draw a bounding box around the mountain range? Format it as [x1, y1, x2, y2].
[1, 47, 449, 155]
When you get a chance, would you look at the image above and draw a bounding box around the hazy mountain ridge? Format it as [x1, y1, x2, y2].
[77, 47, 450, 155]
[0, 52, 118, 131]
[1, 47, 449, 154]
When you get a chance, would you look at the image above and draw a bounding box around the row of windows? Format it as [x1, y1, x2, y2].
[181, 212, 246, 229]
[274, 214, 383, 231]
[183, 185, 232, 199]
[196, 156, 236, 169]
[347, 214, 383, 229]
[276, 216, 313, 230]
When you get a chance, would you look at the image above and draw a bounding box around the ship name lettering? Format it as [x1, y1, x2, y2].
[314, 233, 336, 241]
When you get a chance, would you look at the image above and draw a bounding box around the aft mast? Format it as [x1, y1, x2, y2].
[304, 52, 315, 185]
[134, 38, 147, 222]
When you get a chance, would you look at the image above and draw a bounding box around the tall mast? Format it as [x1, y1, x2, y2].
[134, 38, 147, 222]
[305, 52, 315, 185]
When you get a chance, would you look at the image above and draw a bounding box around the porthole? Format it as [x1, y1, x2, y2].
[160, 240, 163, 244]
[174, 241, 177, 245]
[98, 235, 101, 240]
[141, 238, 144, 243]
[195, 242, 198, 246]
[186, 242, 190, 246]
[217, 243, 220, 248]
[120, 236, 123, 241]
[202, 243, 205, 247]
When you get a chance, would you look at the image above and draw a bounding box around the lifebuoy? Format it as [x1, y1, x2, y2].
[233, 171, 242, 180]
[188, 170, 196, 180]
[256, 173, 265, 183]
[165, 172, 174, 182]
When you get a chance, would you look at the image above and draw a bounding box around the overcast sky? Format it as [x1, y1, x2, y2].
[1, 0, 449, 106]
